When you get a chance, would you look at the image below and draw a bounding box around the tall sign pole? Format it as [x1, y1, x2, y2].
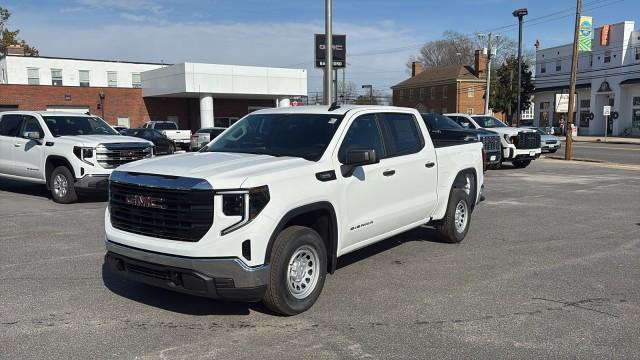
[484, 33, 493, 115]
[512, 8, 527, 127]
[323, 0, 333, 105]
[565, 0, 581, 160]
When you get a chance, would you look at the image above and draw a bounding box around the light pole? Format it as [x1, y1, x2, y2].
[323, 0, 333, 105]
[513, 8, 528, 127]
[478, 33, 500, 115]
[362, 85, 373, 104]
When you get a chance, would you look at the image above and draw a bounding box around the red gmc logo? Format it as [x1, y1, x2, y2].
[125, 194, 166, 209]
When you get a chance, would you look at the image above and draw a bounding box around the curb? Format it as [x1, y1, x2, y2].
[544, 156, 607, 163]
[560, 139, 640, 146]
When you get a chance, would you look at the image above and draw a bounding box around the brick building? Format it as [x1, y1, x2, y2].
[0, 47, 306, 130]
[392, 50, 488, 115]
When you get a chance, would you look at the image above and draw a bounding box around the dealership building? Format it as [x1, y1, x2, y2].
[0, 45, 307, 130]
[533, 20, 640, 136]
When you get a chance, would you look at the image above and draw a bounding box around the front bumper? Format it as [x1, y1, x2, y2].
[542, 143, 561, 152]
[503, 146, 541, 161]
[75, 174, 109, 190]
[104, 240, 270, 301]
[485, 150, 502, 165]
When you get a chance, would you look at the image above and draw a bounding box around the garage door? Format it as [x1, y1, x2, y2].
[46, 106, 90, 114]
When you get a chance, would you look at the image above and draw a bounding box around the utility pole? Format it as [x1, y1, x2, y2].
[512, 8, 528, 127]
[565, 0, 581, 160]
[362, 85, 373, 105]
[479, 33, 498, 115]
[323, 0, 333, 105]
[334, 69, 338, 103]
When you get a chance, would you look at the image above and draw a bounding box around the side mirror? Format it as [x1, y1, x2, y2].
[23, 131, 42, 141]
[341, 149, 379, 177]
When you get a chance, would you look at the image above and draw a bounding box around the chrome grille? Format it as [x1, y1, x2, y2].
[96, 143, 152, 169]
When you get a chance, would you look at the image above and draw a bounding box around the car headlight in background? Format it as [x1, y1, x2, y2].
[144, 146, 154, 158]
[503, 134, 513, 144]
[73, 146, 95, 165]
[219, 185, 270, 235]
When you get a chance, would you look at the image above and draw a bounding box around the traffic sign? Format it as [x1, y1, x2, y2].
[603, 106, 611, 116]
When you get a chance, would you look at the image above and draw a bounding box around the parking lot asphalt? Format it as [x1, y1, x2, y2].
[1, 159, 639, 359]
[555, 141, 640, 165]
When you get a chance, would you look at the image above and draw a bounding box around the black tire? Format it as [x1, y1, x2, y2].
[548, 149, 557, 153]
[513, 160, 532, 168]
[437, 189, 471, 243]
[50, 166, 78, 204]
[488, 162, 501, 170]
[263, 226, 327, 316]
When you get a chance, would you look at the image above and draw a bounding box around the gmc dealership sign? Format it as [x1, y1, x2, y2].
[314, 34, 346, 68]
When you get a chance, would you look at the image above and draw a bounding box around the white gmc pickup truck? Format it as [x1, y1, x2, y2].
[0, 111, 153, 203]
[104, 105, 485, 315]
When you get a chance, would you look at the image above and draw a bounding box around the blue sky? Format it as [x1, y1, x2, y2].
[3, 0, 639, 94]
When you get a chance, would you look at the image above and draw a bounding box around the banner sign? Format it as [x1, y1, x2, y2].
[315, 34, 346, 68]
[601, 24, 610, 47]
[578, 16, 593, 52]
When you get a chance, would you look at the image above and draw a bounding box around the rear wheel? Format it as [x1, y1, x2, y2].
[263, 226, 327, 316]
[437, 188, 471, 243]
[513, 160, 531, 168]
[168, 143, 175, 154]
[50, 166, 78, 204]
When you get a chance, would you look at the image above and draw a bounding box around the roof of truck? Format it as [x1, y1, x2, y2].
[253, 105, 416, 116]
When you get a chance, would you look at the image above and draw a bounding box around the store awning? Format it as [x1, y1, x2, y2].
[620, 78, 640, 85]
[534, 83, 591, 93]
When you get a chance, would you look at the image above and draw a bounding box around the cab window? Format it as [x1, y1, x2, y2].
[0, 114, 23, 137]
[380, 113, 424, 157]
[19, 116, 43, 138]
[338, 115, 385, 163]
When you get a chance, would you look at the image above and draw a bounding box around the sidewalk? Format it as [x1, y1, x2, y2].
[563, 135, 640, 145]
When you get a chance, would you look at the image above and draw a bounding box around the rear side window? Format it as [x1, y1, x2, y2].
[0, 114, 23, 137]
[338, 115, 386, 163]
[380, 113, 424, 157]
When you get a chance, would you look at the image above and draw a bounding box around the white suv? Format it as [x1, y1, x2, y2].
[446, 113, 541, 168]
[0, 111, 153, 203]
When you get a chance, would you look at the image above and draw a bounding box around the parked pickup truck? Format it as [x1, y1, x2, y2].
[420, 113, 501, 168]
[104, 105, 485, 315]
[0, 111, 153, 203]
[446, 113, 541, 168]
[143, 121, 191, 150]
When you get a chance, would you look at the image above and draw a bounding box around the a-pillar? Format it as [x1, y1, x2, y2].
[199, 94, 214, 128]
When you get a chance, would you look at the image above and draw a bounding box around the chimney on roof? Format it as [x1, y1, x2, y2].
[6, 44, 25, 56]
[474, 50, 487, 78]
[411, 61, 423, 77]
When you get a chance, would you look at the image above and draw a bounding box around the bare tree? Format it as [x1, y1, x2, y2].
[407, 30, 519, 71]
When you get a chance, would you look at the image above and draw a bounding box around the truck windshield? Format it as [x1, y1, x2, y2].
[43, 116, 118, 136]
[471, 116, 508, 128]
[153, 122, 178, 130]
[202, 113, 344, 161]
[422, 113, 463, 131]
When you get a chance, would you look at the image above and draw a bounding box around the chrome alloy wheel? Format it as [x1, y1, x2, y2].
[287, 245, 320, 299]
[53, 174, 68, 198]
[454, 200, 468, 233]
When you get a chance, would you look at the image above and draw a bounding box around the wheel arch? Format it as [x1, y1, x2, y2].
[45, 155, 75, 189]
[265, 201, 339, 274]
[451, 168, 478, 211]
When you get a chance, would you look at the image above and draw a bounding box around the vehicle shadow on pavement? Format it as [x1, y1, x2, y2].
[0, 178, 107, 203]
[336, 225, 448, 270]
[101, 263, 270, 316]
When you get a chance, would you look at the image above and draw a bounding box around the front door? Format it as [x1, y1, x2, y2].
[334, 113, 397, 250]
[13, 115, 45, 179]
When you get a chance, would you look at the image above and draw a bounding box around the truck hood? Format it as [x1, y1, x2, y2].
[480, 127, 535, 136]
[116, 152, 312, 189]
[54, 135, 153, 148]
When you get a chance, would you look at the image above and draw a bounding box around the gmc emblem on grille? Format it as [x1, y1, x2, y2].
[125, 194, 166, 209]
[122, 150, 135, 157]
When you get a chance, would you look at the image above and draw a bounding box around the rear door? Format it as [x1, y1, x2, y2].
[13, 115, 45, 179]
[0, 114, 24, 175]
[379, 112, 438, 225]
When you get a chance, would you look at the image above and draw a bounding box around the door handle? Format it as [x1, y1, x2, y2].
[383, 169, 396, 177]
[425, 162, 435, 168]
[14, 143, 21, 147]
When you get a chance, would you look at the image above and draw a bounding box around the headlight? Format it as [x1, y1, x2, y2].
[144, 146, 154, 158]
[503, 134, 512, 144]
[73, 146, 94, 165]
[219, 185, 270, 235]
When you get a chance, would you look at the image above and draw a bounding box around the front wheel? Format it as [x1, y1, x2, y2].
[263, 226, 327, 316]
[168, 143, 175, 154]
[437, 189, 471, 243]
[513, 160, 532, 168]
[548, 149, 557, 153]
[50, 166, 78, 204]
